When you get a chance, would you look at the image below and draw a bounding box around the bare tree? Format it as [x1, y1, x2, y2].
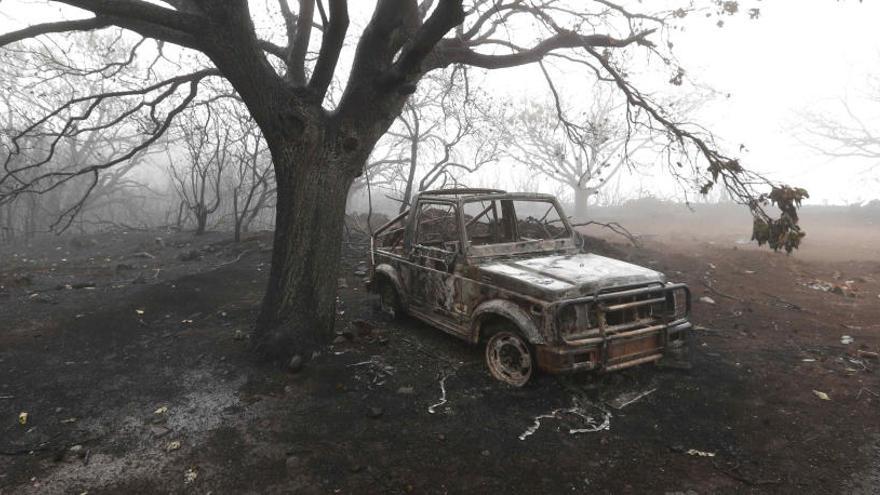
[364, 68, 499, 212]
[168, 107, 230, 235]
[0, 32, 167, 236]
[0, 0, 804, 360]
[227, 107, 275, 242]
[503, 89, 641, 221]
[800, 81, 880, 172]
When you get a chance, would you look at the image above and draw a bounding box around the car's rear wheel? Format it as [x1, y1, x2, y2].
[485, 330, 534, 387]
[378, 280, 401, 319]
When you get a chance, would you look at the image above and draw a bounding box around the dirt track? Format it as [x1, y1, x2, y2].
[1, 227, 879, 494]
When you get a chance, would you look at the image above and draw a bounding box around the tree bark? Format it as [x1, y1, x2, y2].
[233, 218, 242, 242]
[400, 138, 418, 213]
[253, 138, 356, 360]
[194, 206, 208, 235]
[573, 186, 589, 222]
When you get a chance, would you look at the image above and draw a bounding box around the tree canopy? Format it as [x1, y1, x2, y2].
[0, 0, 809, 357]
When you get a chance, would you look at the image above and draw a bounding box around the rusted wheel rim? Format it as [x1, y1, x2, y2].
[486, 332, 533, 387]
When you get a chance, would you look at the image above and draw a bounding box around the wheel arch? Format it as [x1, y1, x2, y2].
[471, 299, 544, 345]
[373, 264, 407, 307]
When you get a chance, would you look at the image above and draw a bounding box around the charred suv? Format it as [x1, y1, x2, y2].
[367, 189, 692, 386]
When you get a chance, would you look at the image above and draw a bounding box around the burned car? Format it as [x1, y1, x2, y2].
[367, 188, 692, 386]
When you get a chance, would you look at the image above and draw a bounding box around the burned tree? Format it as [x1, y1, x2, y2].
[0, 32, 165, 236]
[364, 68, 499, 213]
[227, 107, 275, 242]
[0, 0, 805, 361]
[503, 91, 637, 221]
[168, 107, 231, 236]
[800, 76, 880, 179]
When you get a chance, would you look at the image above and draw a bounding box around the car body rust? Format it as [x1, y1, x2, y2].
[367, 188, 693, 384]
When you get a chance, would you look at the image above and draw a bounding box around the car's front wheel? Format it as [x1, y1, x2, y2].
[485, 330, 534, 387]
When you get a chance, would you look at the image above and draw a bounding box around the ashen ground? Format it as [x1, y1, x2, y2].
[0, 221, 878, 494]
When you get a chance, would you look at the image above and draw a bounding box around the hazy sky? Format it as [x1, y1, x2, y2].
[2, 1, 879, 205]
[678, 0, 880, 205]
[482, 1, 880, 204]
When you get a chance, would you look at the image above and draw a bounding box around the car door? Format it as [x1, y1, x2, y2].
[408, 200, 466, 330]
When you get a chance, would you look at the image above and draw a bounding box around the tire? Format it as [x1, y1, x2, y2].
[378, 280, 401, 319]
[485, 330, 535, 387]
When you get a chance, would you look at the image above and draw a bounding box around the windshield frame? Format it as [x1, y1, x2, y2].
[460, 193, 577, 258]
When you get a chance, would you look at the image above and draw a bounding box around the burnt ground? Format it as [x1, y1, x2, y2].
[1, 226, 879, 494]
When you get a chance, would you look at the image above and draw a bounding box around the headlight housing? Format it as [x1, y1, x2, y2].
[668, 287, 689, 319]
[558, 304, 592, 335]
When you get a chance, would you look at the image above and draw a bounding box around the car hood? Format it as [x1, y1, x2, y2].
[476, 253, 665, 300]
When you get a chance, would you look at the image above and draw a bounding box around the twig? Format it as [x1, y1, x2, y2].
[762, 292, 803, 312]
[701, 279, 743, 303]
[856, 388, 879, 400]
[401, 337, 458, 365]
[712, 460, 782, 486]
[427, 374, 450, 414]
[571, 220, 640, 247]
[28, 282, 96, 294]
[214, 249, 251, 268]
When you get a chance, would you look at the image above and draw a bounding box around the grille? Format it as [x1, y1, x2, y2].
[559, 285, 672, 342]
[601, 291, 668, 330]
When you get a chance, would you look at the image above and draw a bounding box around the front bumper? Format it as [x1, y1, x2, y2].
[536, 320, 693, 373]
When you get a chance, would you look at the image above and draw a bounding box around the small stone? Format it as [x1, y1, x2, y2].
[233, 329, 246, 341]
[69, 445, 86, 459]
[481, 450, 490, 457]
[437, 434, 446, 441]
[699, 296, 716, 305]
[150, 425, 171, 438]
[31, 294, 56, 304]
[183, 467, 198, 484]
[286, 455, 301, 471]
[288, 355, 304, 373]
[396, 386, 414, 395]
[353, 269, 367, 277]
[178, 250, 200, 262]
[367, 407, 383, 419]
[332, 335, 347, 345]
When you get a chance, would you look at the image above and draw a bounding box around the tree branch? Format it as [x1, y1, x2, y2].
[288, 0, 316, 85]
[0, 17, 112, 48]
[429, 28, 655, 70]
[308, 0, 348, 98]
[59, 0, 204, 34]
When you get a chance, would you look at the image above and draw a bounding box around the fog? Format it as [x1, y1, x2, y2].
[2, 4, 880, 492]
[1, 1, 878, 241]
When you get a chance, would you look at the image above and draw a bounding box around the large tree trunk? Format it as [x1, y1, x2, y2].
[253, 140, 356, 360]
